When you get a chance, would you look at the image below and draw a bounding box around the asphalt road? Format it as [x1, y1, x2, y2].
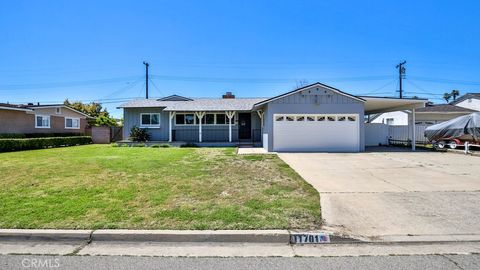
[1, 254, 479, 270]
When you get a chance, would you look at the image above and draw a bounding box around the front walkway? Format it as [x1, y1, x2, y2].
[278, 149, 480, 239]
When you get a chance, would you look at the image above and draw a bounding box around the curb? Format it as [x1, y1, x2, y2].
[92, 230, 290, 243]
[0, 229, 92, 242]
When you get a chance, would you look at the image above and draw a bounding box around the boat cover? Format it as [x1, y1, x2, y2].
[424, 112, 480, 142]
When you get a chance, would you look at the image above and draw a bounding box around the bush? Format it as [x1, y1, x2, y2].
[151, 144, 171, 148]
[180, 142, 198, 148]
[0, 136, 93, 152]
[0, 133, 84, 139]
[129, 126, 150, 142]
[132, 143, 146, 147]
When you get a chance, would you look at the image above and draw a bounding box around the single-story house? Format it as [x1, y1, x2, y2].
[0, 103, 92, 135]
[119, 82, 427, 152]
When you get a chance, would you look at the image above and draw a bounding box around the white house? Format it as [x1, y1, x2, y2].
[451, 93, 480, 111]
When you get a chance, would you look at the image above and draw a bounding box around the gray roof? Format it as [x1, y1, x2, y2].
[118, 98, 267, 111]
[451, 93, 480, 105]
[416, 104, 477, 113]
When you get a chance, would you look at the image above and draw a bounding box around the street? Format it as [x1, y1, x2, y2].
[2, 254, 479, 270]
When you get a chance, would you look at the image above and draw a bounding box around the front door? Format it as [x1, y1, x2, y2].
[238, 113, 251, 140]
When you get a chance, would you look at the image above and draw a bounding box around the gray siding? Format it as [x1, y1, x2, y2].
[123, 108, 170, 141]
[262, 86, 365, 152]
[123, 109, 263, 142]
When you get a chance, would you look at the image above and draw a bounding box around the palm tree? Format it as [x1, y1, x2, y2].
[451, 90, 460, 101]
[443, 92, 452, 103]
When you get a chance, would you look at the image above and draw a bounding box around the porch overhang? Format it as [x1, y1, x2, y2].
[361, 96, 428, 115]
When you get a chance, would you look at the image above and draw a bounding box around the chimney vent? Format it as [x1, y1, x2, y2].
[222, 92, 235, 99]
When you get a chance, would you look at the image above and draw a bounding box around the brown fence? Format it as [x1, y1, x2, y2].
[85, 126, 123, 144]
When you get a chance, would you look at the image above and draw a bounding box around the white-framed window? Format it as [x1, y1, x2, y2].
[35, 115, 50, 128]
[175, 113, 235, 125]
[175, 113, 196, 125]
[55, 107, 61, 114]
[386, 118, 394, 125]
[65, 117, 80, 129]
[140, 113, 161, 127]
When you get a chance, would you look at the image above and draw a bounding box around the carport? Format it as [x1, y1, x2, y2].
[360, 96, 427, 150]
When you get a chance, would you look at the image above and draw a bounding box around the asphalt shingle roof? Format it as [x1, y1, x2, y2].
[118, 98, 267, 111]
[451, 93, 480, 105]
[416, 104, 477, 113]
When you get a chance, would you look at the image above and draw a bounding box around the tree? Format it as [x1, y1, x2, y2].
[451, 89, 460, 101]
[64, 99, 118, 126]
[443, 93, 452, 103]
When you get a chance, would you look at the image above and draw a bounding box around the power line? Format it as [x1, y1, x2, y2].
[149, 78, 165, 96]
[409, 76, 480, 86]
[0, 76, 141, 91]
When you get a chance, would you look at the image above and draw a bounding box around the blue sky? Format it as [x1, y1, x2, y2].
[1, 0, 479, 117]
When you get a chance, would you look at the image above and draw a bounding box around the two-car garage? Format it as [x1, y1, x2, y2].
[272, 113, 360, 152]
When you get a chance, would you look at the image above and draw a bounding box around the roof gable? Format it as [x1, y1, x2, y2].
[158, 95, 193, 101]
[254, 82, 365, 107]
[451, 93, 480, 105]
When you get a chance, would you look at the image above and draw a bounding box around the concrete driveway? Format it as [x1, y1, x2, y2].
[278, 148, 480, 240]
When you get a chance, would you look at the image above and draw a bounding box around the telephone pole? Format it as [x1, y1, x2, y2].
[143, 61, 149, 99]
[396, 60, 406, 99]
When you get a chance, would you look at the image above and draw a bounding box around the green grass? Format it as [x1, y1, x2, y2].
[0, 145, 321, 230]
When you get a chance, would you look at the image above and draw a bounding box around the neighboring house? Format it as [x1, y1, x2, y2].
[370, 111, 409, 125]
[0, 103, 92, 134]
[451, 93, 480, 111]
[410, 104, 477, 125]
[119, 82, 426, 152]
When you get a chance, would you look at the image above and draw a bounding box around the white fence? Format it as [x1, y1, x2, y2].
[388, 125, 429, 143]
[365, 123, 389, 146]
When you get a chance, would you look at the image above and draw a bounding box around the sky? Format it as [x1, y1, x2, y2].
[1, 0, 479, 117]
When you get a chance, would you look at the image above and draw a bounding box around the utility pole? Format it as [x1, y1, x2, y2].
[396, 60, 406, 99]
[143, 61, 149, 99]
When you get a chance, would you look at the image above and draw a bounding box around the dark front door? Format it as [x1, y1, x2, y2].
[238, 113, 251, 140]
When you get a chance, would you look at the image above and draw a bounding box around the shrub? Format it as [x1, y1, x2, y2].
[0, 136, 93, 152]
[150, 144, 161, 148]
[180, 142, 198, 148]
[132, 143, 146, 147]
[0, 134, 26, 139]
[129, 126, 150, 142]
[0, 133, 84, 139]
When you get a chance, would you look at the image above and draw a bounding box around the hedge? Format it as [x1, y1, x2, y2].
[0, 136, 93, 152]
[0, 133, 84, 139]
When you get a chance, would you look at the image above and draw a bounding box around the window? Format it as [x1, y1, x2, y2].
[327, 116, 336, 121]
[386, 118, 394, 125]
[55, 107, 61, 114]
[306, 116, 315, 121]
[140, 113, 160, 127]
[317, 116, 326, 121]
[275, 116, 285, 121]
[65, 118, 80, 129]
[35, 115, 50, 128]
[296, 116, 305, 121]
[216, 113, 227, 124]
[347, 116, 356, 122]
[203, 114, 215, 125]
[338, 116, 346, 121]
[175, 113, 195, 125]
[285, 116, 294, 121]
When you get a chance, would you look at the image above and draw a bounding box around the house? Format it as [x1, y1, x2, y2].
[451, 93, 480, 111]
[119, 82, 427, 152]
[370, 111, 409, 125]
[0, 103, 92, 135]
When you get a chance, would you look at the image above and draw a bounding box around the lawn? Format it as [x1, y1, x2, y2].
[0, 145, 321, 230]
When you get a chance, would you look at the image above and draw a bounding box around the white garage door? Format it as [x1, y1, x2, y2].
[273, 114, 360, 152]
